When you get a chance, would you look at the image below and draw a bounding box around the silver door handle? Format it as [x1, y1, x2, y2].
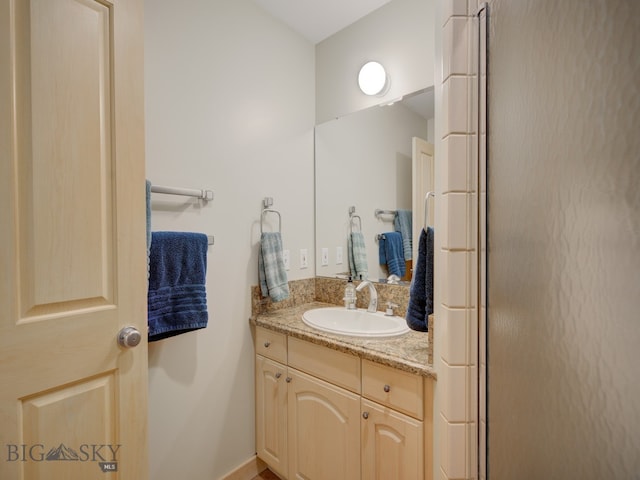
[118, 326, 142, 348]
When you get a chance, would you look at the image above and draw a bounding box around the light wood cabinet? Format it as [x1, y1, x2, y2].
[256, 355, 288, 478]
[255, 326, 433, 480]
[361, 399, 423, 480]
[255, 327, 289, 478]
[288, 368, 361, 480]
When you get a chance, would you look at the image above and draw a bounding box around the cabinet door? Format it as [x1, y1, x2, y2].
[361, 399, 424, 480]
[256, 355, 288, 478]
[288, 368, 360, 480]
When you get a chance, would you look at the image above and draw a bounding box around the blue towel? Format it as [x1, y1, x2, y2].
[348, 232, 368, 280]
[147, 231, 209, 341]
[405, 227, 434, 332]
[394, 209, 413, 261]
[259, 232, 290, 302]
[379, 232, 405, 278]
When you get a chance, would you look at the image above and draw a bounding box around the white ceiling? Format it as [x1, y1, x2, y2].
[251, 0, 393, 44]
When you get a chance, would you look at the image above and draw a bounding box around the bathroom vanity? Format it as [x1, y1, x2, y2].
[252, 302, 435, 480]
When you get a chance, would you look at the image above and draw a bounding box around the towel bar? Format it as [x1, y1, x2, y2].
[375, 208, 396, 217]
[151, 184, 214, 201]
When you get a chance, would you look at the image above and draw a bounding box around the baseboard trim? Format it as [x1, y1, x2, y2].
[218, 455, 267, 480]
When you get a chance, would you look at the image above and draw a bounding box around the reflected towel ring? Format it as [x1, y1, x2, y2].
[425, 191, 435, 229]
[349, 206, 362, 234]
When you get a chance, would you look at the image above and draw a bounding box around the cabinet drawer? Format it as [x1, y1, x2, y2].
[362, 359, 424, 419]
[288, 337, 361, 394]
[255, 326, 287, 363]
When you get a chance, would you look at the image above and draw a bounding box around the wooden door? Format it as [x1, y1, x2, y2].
[287, 368, 360, 480]
[255, 355, 288, 478]
[412, 137, 435, 265]
[361, 399, 424, 480]
[0, 0, 148, 478]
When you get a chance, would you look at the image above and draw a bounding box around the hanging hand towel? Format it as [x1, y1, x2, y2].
[379, 231, 405, 278]
[259, 232, 290, 302]
[147, 231, 209, 341]
[405, 227, 434, 332]
[348, 232, 368, 280]
[394, 209, 413, 261]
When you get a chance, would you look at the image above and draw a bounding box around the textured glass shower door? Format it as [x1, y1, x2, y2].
[485, 1, 640, 479]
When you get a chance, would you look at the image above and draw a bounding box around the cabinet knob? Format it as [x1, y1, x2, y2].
[275, 372, 282, 379]
[285, 377, 292, 383]
[264, 341, 271, 348]
[383, 384, 391, 393]
[362, 412, 369, 419]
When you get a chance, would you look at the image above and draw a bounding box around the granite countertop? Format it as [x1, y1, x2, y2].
[251, 301, 435, 379]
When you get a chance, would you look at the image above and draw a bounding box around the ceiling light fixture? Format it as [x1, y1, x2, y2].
[357, 61, 389, 96]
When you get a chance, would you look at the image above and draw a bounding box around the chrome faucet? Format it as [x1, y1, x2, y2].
[356, 280, 378, 313]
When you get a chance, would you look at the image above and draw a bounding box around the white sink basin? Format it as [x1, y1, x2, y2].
[302, 307, 409, 338]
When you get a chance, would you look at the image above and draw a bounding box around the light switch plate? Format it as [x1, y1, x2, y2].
[321, 248, 329, 266]
[300, 249, 308, 269]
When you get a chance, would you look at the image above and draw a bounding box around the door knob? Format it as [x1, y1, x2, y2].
[117, 326, 142, 348]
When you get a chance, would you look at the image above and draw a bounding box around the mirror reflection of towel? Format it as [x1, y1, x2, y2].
[394, 209, 413, 261]
[348, 232, 368, 280]
[379, 232, 405, 278]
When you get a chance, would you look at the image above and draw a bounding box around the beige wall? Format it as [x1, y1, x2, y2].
[144, 1, 315, 478]
[315, 0, 435, 123]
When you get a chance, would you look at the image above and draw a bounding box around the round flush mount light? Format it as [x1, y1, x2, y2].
[358, 61, 390, 96]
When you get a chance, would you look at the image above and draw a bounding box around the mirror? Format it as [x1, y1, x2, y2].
[315, 88, 435, 283]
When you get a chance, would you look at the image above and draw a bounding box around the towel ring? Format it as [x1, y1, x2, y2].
[348, 206, 362, 234]
[261, 209, 281, 234]
[425, 191, 435, 229]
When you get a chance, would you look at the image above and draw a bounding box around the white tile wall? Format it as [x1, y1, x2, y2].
[442, 76, 470, 135]
[443, 135, 469, 193]
[441, 250, 469, 308]
[443, 422, 467, 479]
[441, 364, 468, 422]
[441, 306, 467, 365]
[466, 423, 478, 478]
[446, 193, 470, 251]
[437, 0, 479, 478]
[440, 0, 469, 25]
[443, 17, 470, 79]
